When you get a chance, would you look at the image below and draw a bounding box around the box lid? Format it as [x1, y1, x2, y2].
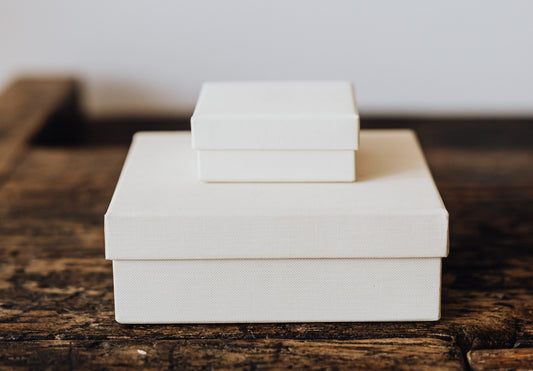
[105, 130, 448, 260]
[191, 81, 359, 150]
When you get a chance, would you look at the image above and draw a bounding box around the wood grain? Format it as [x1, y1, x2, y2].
[0, 78, 532, 370]
[468, 348, 533, 370]
[1, 338, 465, 370]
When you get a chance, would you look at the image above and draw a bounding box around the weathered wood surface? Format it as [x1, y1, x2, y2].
[2, 338, 465, 370]
[0, 79, 532, 370]
[468, 348, 533, 371]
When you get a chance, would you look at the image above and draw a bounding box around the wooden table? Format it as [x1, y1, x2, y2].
[0, 79, 532, 370]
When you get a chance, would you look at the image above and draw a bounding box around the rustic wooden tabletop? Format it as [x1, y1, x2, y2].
[0, 79, 532, 370]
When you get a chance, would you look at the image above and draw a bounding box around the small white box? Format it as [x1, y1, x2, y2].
[191, 81, 359, 182]
[105, 130, 448, 323]
[197, 150, 356, 182]
[191, 81, 359, 150]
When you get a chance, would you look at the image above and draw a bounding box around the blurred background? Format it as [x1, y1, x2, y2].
[1, 0, 532, 118]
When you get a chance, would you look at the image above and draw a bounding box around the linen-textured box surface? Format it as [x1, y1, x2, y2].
[191, 81, 359, 182]
[105, 130, 448, 324]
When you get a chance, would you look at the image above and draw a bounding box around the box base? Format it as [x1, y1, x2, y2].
[197, 150, 356, 182]
[113, 258, 441, 324]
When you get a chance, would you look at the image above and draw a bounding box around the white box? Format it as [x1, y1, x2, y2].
[113, 259, 441, 323]
[191, 81, 359, 150]
[105, 130, 448, 323]
[197, 150, 356, 182]
[191, 81, 359, 182]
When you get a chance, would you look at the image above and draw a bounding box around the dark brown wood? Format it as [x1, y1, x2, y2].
[468, 348, 533, 370]
[0, 78, 532, 370]
[0, 338, 465, 371]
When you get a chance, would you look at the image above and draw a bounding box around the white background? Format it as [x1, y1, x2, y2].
[1, 0, 532, 117]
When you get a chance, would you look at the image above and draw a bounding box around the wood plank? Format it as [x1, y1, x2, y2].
[0, 78, 80, 183]
[426, 147, 533, 187]
[468, 348, 533, 370]
[0, 338, 465, 370]
[0, 147, 530, 351]
[361, 117, 533, 150]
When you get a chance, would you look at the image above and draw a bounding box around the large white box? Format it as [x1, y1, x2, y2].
[105, 130, 448, 323]
[113, 259, 441, 323]
[191, 81, 359, 182]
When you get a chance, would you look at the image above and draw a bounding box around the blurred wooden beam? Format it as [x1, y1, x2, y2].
[0, 77, 81, 183]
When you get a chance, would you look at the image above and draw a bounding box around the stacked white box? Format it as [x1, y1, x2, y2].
[105, 130, 449, 323]
[191, 81, 359, 182]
